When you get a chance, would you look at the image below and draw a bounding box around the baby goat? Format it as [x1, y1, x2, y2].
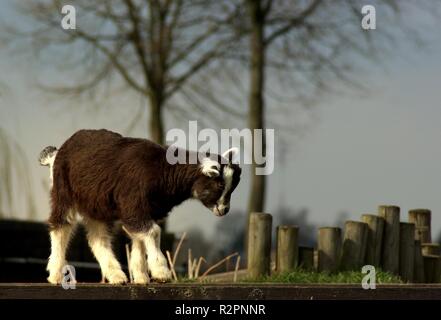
[39, 129, 241, 284]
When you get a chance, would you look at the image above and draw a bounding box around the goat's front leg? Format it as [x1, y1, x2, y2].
[129, 238, 150, 284]
[130, 223, 172, 282]
[84, 218, 128, 284]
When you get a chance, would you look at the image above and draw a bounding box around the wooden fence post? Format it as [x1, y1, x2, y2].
[276, 225, 299, 273]
[341, 221, 368, 271]
[318, 227, 342, 272]
[247, 212, 272, 278]
[409, 209, 431, 243]
[379, 205, 400, 274]
[399, 222, 415, 282]
[423, 255, 441, 283]
[414, 240, 425, 283]
[313, 249, 318, 271]
[298, 247, 314, 270]
[362, 214, 384, 267]
[421, 243, 440, 256]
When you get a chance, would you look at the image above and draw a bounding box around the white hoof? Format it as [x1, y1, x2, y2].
[47, 273, 62, 285]
[133, 272, 150, 284]
[106, 269, 128, 284]
[150, 265, 172, 282]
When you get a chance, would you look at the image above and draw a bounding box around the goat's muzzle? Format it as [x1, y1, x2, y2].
[213, 204, 229, 216]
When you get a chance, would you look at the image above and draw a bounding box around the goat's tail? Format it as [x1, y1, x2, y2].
[39, 146, 58, 166]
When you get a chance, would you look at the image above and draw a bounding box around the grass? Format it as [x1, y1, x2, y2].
[176, 268, 402, 284]
[244, 268, 403, 284]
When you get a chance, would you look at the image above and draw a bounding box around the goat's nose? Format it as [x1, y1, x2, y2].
[223, 206, 230, 214]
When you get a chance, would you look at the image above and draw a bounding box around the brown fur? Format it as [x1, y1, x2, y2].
[49, 129, 241, 233]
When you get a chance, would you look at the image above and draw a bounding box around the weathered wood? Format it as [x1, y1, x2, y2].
[341, 221, 368, 271]
[413, 240, 425, 283]
[298, 246, 314, 270]
[409, 209, 431, 243]
[275, 225, 299, 273]
[362, 214, 384, 267]
[399, 222, 415, 282]
[318, 227, 342, 272]
[4, 283, 441, 300]
[313, 249, 318, 271]
[423, 255, 441, 283]
[379, 205, 400, 274]
[421, 243, 440, 256]
[247, 212, 272, 278]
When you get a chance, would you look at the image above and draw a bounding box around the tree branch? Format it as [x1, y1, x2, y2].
[124, 0, 152, 89]
[165, 38, 232, 99]
[168, 4, 241, 69]
[265, 0, 323, 45]
[69, 28, 149, 96]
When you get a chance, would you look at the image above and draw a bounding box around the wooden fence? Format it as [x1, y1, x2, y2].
[247, 206, 440, 283]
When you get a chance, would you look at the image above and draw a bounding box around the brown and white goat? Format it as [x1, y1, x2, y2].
[39, 129, 241, 284]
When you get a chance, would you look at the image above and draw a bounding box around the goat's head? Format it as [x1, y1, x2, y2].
[192, 148, 241, 216]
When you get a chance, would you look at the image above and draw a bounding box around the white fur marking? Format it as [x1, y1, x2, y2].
[132, 224, 171, 281]
[217, 166, 234, 208]
[47, 224, 74, 284]
[66, 209, 77, 225]
[129, 239, 149, 284]
[200, 158, 220, 177]
[44, 151, 57, 187]
[84, 218, 127, 284]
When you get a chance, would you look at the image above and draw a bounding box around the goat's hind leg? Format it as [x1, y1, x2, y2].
[47, 223, 74, 284]
[84, 218, 128, 284]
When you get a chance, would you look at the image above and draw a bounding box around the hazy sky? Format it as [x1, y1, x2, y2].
[1, 1, 440, 242]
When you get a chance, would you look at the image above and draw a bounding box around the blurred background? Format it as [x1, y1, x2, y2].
[0, 0, 440, 281]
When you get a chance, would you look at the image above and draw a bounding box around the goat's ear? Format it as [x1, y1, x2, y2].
[222, 147, 239, 163]
[201, 158, 220, 178]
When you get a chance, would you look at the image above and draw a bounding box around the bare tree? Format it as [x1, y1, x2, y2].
[235, 0, 434, 241]
[12, 0, 242, 144]
[244, 0, 322, 217]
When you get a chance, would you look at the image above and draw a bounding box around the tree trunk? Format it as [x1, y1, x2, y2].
[148, 92, 164, 145]
[246, 0, 266, 237]
[148, 90, 167, 235]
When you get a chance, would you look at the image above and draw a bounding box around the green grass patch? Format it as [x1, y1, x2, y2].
[245, 268, 402, 284]
[175, 277, 197, 283]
